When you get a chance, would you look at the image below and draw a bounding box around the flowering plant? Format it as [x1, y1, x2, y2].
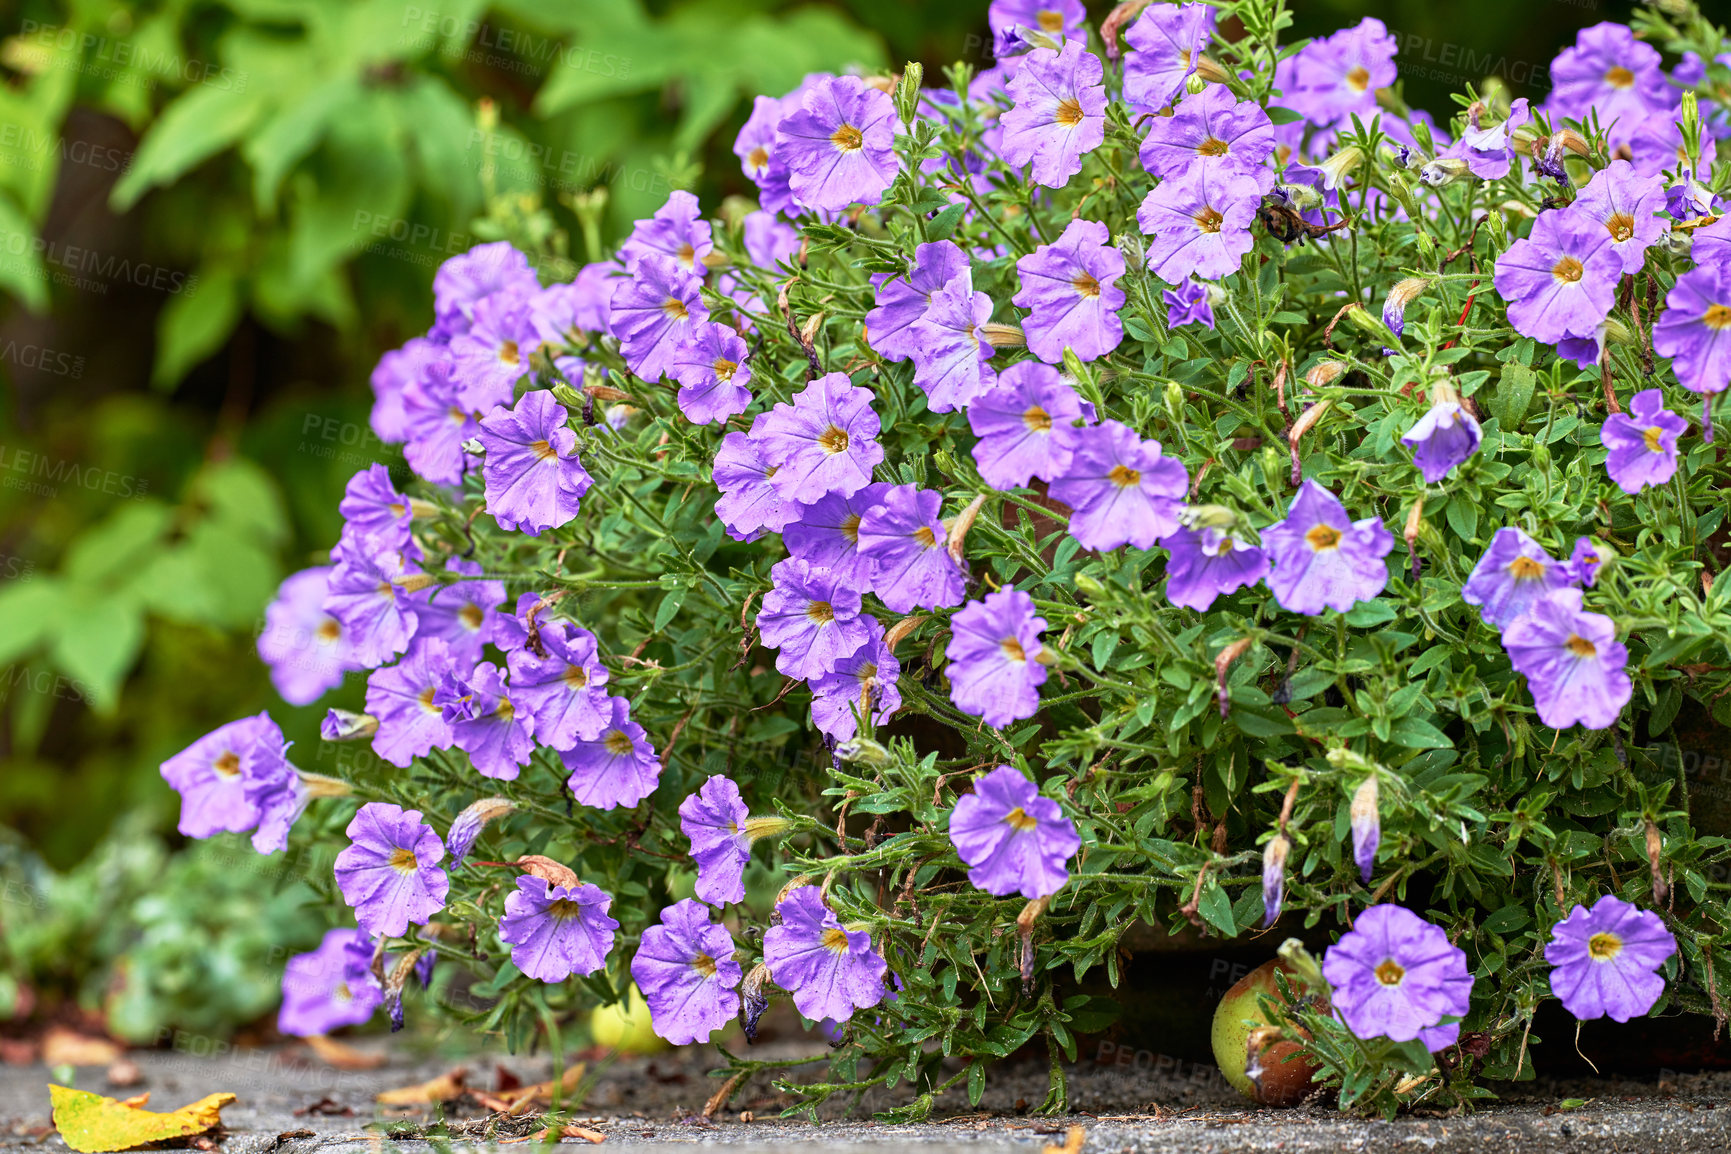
[162, 0, 1731, 1119]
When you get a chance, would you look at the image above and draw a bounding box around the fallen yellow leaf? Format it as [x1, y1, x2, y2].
[375, 1067, 467, 1107]
[49, 1085, 235, 1154]
[302, 1034, 387, 1071]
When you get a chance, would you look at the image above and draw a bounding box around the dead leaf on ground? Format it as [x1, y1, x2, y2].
[1041, 1124, 1086, 1154]
[472, 1062, 586, 1115]
[292, 1096, 355, 1117]
[42, 1028, 123, 1068]
[49, 1084, 235, 1154]
[303, 1034, 387, 1070]
[376, 1067, 468, 1107]
[503, 1124, 606, 1144]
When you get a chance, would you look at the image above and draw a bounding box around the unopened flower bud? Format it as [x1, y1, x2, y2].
[1350, 775, 1380, 883]
[1343, 304, 1396, 344]
[894, 62, 924, 125]
[1178, 503, 1239, 532]
[320, 709, 377, 742]
[1262, 833, 1290, 927]
[1382, 277, 1430, 341]
[296, 771, 353, 799]
[1316, 146, 1364, 190]
[1276, 182, 1322, 212]
[1195, 55, 1231, 84]
[1184, 71, 1210, 96]
[740, 962, 773, 1042]
[836, 736, 892, 766]
[1386, 173, 1421, 218]
[1164, 379, 1186, 424]
[448, 797, 516, 868]
[1418, 157, 1471, 188]
[1072, 572, 1106, 598]
[1304, 360, 1346, 389]
[550, 383, 585, 409]
[979, 322, 1025, 348]
[742, 815, 793, 843]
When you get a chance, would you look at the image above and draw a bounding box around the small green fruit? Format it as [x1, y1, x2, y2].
[589, 987, 666, 1054]
[1211, 958, 1326, 1106]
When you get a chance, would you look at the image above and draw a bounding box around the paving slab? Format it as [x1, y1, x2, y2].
[4, 1043, 1730, 1154]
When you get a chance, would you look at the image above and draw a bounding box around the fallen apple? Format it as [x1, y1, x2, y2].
[589, 986, 667, 1054]
[1210, 957, 1329, 1106]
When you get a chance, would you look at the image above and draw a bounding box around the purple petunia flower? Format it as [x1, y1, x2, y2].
[1013, 219, 1126, 364]
[370, 337, 443, 444]
[1122, 2, 1216, 114]
[259, 567, 361, 706]
[559, 694, 661, 810]
[809, 630, 901, 741]
[743, 210, 802, 270]
[366, 638, 460, 769]
[631, 899, 743, 1045]
[1163, 277, 1215, 329]
[1400, 395, 1482, 482]
[1653, 263, 1731, 395]
[618, 190, 714, 274]
[1545, 895, 1676, 1022]
[762, 887, 889, 1025]
[1600, 387, 1686, 493]
[947, 588, 1049, 727]
[752, 373, 885, 502]
[159, 712, 287, 841]
[334, 803, 449, 939]
[756, 557, 875, 680]
[1262, 834, 1290, 927]
[1350, 775, 1380, 884]
[610, 254, 710, 382]
[1448, 97, 1530, 181]
[1162, 526, 1268, 610]
[669, 323, 753, 425]
[1460, 527, 1571, 631]
[338, 464, 415, 554]
[776, 75, 898, 212]
[243, 740, 310, 855]
[1288, 18, 1398, 128]
[856, 485, 967, 614]
[278, 929, 381, 1038]
[989, 0, 1086, 44]
[680, 775, 752, 906]
[401, 359, 480, 486]
[784, 482, 888, 590]
[499, 874, 619, 983]
[1261, 480, 1393, 616]
[1502, 587, 1632, 730]
[434, 242, 539, 335]
[1565, 537, 1604, 589]
[434, 661, 536, 780]
[450, 292, 534, 412]
[968, 361, 1087, 490]
[948, 766, 1080, 899]
[324, 537, 420, 670]
[1138, 167, 1262, 283]
[1492, 209, 1621, 346]
[407, 558, 509, 670]
[1050, 420, 1188, 551]
[1139, 85, 1275, 189]
[1570, 160, 1667, 276]
[506, 623, 612, 751]
[866, 241, 970, 362]
[713, 430, 800, 542]
[1001, 40, 1107, 189]
[912, 273, 998, 414]
[1322, 904, 1473, 1049]
[1546, 22, 1675, 149]
[478, 390, 593, 536]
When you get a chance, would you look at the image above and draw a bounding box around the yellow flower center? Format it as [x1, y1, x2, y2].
[388, 847, 419, 874]
[1566, 634, 1598, 658]
[1306, 524, 1342, 552]
[1374, 958, 1405, 986]
[1347, 66, 1371, 93]
[822, 927, 851, 954]
[1197, 136, 1229, 157]
[1552, 256, 1584, 284]
[499, 340, 519, 366]
[1004, 806, 1039, 832]
[460, 604, 485, 629]
[806, 600, 835, 623]
[1071, 271, 1101, 298]
[747, 146, 769, 170]
[213, 751, 242, 778]
[842, 513, 862, 543]
[562, 665, 590, 689]
[547, 899, 583, 920]
[530, 438, 558, 462]
[678, 242, 696, 267]
[913, 525, 939, 548]
[1588, 931, 1623, 961]
[1508, 555, 1546, 580]
[662, 296, 689, 320]
[1023, 406, 1052, 433]
[604, 730, 635, 756]
[1705, 304, 1731, 330]
[1195, 206, 1224, 234]
[1606, 212, 1635, 243]
[831, 123, 864, 152]
[1604, 65, 1635, 89]
[495, 694, 516, 721]
[1644, 426, 1666, 452]
[692, 953, 718, 978]
[317, 620, 342, 642]
[1001, 636, 1027, 663]
[1108, 464, 1141, 488]
[417, 686, 440, 714]
[713, 357, 738, 382]
[1036, 8, 1065, 31]
[1055, 97, 1085, 128]
[817, 425, 850, 454]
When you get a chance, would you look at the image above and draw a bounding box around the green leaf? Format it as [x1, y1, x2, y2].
[1389, 716, 1453, 749]
[151, 265, 244, 390]
[49, 589, 145, 714]
[1197, 880, 1236, 937]
[925, 202, 967, 242]
[1491, 363, 1536, 429]
[1264, 106, 1304, 125]
[242, 75, 363, 213]
[61, 502, 175, 587]
[112, 85, 268, 211]
[0, 190, 48, 312]
[193, 459, 289, 550]
[653, 590, 685, 632]
[0, 578, 66, 666]
[1343, 599, 1396, 627]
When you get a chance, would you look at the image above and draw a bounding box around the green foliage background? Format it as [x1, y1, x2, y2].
[0, 0, 1645, 1043]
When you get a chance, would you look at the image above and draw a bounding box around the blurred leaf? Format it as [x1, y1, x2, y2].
[0, 579, 67, 665]
[0, 190, 48, 312]
[60, 503, 175, 588]
[49, 589, 145, 715]
[151, 265, 245, 390]
[111, 85, 269, 211]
